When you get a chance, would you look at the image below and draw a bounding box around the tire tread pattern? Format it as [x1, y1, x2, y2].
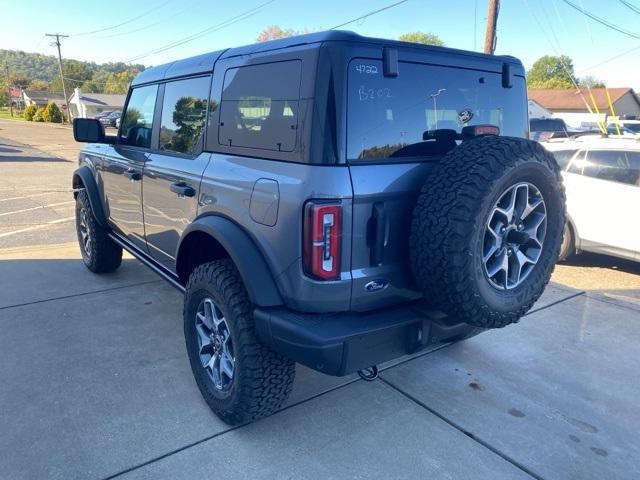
[410, 136, 565, 329]
[185, 259, 295, 425]
[75, 189, 122, 273]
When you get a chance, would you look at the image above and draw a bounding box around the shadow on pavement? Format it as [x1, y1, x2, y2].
[562, 252, 640, 276]
[0, 146, 22, 153]
[0, 155, 69, 163]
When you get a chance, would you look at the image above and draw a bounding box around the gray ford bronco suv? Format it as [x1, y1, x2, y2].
[72, 31, 564, 425]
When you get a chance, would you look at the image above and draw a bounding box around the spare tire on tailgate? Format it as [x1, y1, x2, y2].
[410, 136, 565, 329]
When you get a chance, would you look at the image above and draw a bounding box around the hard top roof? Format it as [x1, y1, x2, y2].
[132, 30, 523, 87]
[544, 135, 640, 150]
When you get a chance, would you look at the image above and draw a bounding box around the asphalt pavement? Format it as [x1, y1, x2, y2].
[0, 118, 639, 480]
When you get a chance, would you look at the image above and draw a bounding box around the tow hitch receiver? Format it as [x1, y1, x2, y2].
[358, 365, 379, 381]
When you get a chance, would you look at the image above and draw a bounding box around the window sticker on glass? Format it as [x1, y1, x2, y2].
[355, 64, 379, 74]
[358, 86, 392, 101]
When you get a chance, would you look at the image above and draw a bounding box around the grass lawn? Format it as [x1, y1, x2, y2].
[0, 107, 25, 121]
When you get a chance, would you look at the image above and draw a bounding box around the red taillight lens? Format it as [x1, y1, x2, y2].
[303, 202, 342, 281]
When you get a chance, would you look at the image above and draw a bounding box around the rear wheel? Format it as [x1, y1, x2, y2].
[184, 259, 295, 425]
[410, 136, 565, 329]
[75, 189, 122, 273]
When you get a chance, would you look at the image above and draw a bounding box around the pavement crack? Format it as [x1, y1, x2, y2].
[0, 280, 163, 312]
[378, 376, 547, 480]
[526, 291, 586, 316]
[99, 377, 363, 480]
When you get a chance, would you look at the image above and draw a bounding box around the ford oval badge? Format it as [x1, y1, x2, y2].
[365, 279, 389, 292]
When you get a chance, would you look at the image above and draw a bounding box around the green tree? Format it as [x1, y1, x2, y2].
[50, 59, 94, 92]
[580, 75, 606, 88]
[29, 80, 50, 91]
[81, 69, 111, 93]
[398, 32, 444, 46]
[33, 106, 45, 122]
[527, 55, 574, 89]
[8, 73, 30, 89]
[103, 71, 137, 94]
[23, 104, 38, 121]
[257, 25, 296, 42]
[43, 101, 62, 123]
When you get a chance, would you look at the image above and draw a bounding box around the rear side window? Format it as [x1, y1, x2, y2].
[119, 85, 158, 148]
[347, 60, 528, 161]
[218, 60, 302, 152]
[159, 76, 210, 155]
[569, 150, 640, 186]
[550, 149, 577, 170]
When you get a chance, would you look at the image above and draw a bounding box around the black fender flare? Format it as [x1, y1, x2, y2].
[72, 166, 108, 227]
[177, 216, 283, 307]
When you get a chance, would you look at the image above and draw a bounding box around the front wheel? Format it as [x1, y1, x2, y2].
[184, 259, 295, 425]
[75, 189, 122, 273]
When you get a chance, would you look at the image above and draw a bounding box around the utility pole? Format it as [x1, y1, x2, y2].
[45, 33, 71, 123]
[483, 0, 500, 54]
[4, 64, 13, 117]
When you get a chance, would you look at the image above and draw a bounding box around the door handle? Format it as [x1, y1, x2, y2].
[124, 169, 141, 181]
[170, 182, 195, 198]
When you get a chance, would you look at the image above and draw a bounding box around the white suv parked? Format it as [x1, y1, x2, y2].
[545, 136, 640, 262]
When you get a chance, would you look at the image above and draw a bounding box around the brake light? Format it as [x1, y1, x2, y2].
[303, 202, 342, 280]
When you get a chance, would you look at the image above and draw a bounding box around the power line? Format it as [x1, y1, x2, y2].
[97, 0, 196, 39]
[124, 0, 276, 63]
[523, 0, 600, 126]
[619, 0, 640, 15]
[331, 0, 410, 30]
[578, 43, 640, 73]
[72, 0, 173, 36]
[560, 0, 640, 40]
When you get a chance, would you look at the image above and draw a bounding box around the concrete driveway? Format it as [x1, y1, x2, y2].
[1, 119, 639, 479]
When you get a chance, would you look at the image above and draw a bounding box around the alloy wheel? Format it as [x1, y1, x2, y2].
[482, 182, 547, 290]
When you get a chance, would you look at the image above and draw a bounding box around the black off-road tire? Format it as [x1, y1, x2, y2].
[558, 222, 575, 262]
[184, 259, 295, 425]
[410, 136, 565, 329]
[75, 189, 122, 273]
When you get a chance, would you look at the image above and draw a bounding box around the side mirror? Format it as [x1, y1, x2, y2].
[73, 118, 106, 143]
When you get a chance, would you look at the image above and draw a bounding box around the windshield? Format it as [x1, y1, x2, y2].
[346, 59, 528, 161]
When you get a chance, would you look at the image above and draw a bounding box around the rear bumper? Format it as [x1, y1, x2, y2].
[254, 303, 482, 376]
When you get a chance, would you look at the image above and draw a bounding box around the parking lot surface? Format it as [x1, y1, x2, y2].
[1, 119, 639, 479]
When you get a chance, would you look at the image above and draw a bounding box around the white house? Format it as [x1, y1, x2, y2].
[528, 99, 552, 119]
[528, 87, 640, 128]
[69, 88, 126, 118]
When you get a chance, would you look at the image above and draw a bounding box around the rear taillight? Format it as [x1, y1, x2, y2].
[303, 201, 342, 281]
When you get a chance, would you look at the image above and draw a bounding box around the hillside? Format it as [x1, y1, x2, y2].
[0, 49, 145, 93]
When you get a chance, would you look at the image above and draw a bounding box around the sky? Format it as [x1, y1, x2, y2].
[2, 0, 640, 89]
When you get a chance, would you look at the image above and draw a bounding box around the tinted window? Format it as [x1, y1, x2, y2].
[623, 123, 640, 133]
[551, 149, 577, 170]
[159, 76, 210, 155]
[530, 118, 566, 132]
[347, 60, 528, 161]
[119, 85, 158, 148]
[569, 150, 640, 185]
[218, 61, 301, 152]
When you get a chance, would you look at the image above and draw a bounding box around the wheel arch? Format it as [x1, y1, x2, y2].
[176, 215, 283, 307]
[72, 166, 108, 227]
